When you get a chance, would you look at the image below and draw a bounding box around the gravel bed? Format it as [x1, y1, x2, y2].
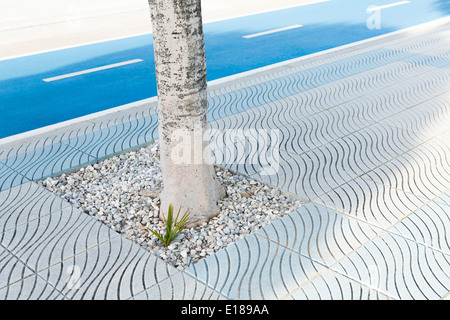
[40, 141, 302, 271]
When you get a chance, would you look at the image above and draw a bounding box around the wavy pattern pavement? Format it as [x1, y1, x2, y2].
[0, 199, 222, 299]
[1, 20, 449, 299]
[333, 232, 450, 300]
[187, 22, 450, 300]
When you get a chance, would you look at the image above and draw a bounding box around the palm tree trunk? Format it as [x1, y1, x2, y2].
[148, 0, 225, 227]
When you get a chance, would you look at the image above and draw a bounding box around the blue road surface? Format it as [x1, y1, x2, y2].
[0, 0, 449, 139]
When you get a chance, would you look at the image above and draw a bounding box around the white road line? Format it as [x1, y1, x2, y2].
[42, 59, 143, 82]
[243, 25, 303, 38]
[367, 1, 410, 12]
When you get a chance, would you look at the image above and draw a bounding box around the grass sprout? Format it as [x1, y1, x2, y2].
[147, 204, 190, 247]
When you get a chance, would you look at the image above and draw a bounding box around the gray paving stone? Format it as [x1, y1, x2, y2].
[330, 90, 408, 123]
[255, 203, 381, 266]
[0, 142, 95, 181]
[271, 124, 317, 156]
[286, 269, 394, 300]
[315, 177, 427, 229]
[251, 156, 334, 200]
[388, 200, 450, 254]
[211, 129, 293, 177]
[132, 271, 228, 300]
[247, 97, 324, 127]
[299, 48, 450, 111]
[434, 189, 450, 207]
[64, 115, 157, 161]
[39, 236, 177, 300]
[209, 108, 280, 132]
[362, 145, 450, 201]
[0, 162, 29, 192]
[1, 205, 117, 272]
[0, 249, 34, 290]
[350, 122, 431, 158]
[331, 232, 450, 300]
[0, 182, 70, 236]
[388, 69, 450, 106]
[185, 233, 328, 300]
[0, 274, 64, 300]
[440, 129, 450, 143]
[251, 144, 367, 200]
[284, 107, 373, 143]
[413, 137, 450, 168]
[402, 48, 450, 69]
[323, 133, 388, 175]
[206, 46, 430, 123]
[380, 95, 450, 137]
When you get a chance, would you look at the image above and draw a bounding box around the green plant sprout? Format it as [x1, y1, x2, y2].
[147, 204, 190, 247]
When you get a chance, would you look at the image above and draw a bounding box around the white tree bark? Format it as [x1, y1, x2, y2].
[148, 0, 225, 227]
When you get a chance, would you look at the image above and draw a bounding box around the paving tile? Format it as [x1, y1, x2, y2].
[0, 135, 69, 161]
[255, 203, 381, 266]
[0, 142, 95, 181]
[207, 48, 416, 122]
[247, 97, 323, 127]
[389, 69, 450, 106]
[286, 269, 394, 300]
[298, 64, 413, 112]
[380, 95, 450, 137]
[210, 108, 280, 132]
[39, 236, 177, 300]
[251, 145, 364, 200]
[185, 233, 328, 300]
[315, 177, 427, 229]
[0, 249, 34, 290]
[0, 162, 29, 192]
[434, 190, 450, 207]
[388, 200, 450, 254]
[211, 127, 293, 177]
[0, 147, 6, 161]
[0, 182, 70, 236]
[331, 232, 450, 300]
[272, 124, 317, 155]
[249, 153, 321, 200]
[414, 137, 450, 168]
[284, 130, 387, 173]
[212, 120, 337, 160]
[64, 117, 155, 162]
[132, 271, 228, 300]
[249, 124, 389, 180]
[350, 122, 430, 158]
[331, 91, 408, 123]
[0, 274, 64, 300]
[440, 129, 450, 144]
[325, 133, 388, 175]
[362, 146, 450, 201]
[284, 107, 373, 143]
[207, 89, 244, 121]
[1, 206, 117, 272]
[401, 50, 450, 69]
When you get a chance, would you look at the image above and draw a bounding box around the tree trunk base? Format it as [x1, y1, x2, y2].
[159, 164, 225, 228]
